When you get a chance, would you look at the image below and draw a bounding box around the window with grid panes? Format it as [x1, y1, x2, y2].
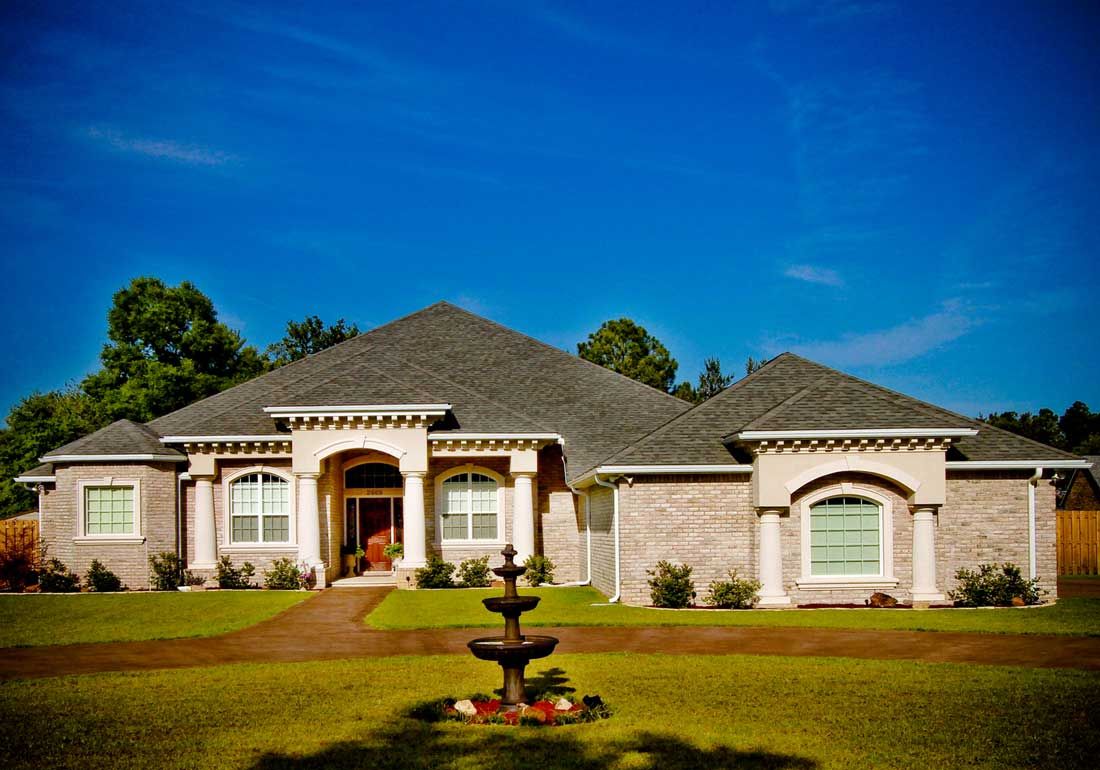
[808, 496, 881, 576]
[229, 473, 290, 544]
[441, 472, 498, 540]
[84, 486, 134, 535]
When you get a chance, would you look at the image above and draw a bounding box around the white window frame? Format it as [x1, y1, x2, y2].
[796, 483, 898, 590]
[434, 464, 506, 545]
[222, 466, 297, 550]
[75, 477, 144, 544]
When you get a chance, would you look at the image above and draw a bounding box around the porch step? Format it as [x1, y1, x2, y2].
[331, 573, 397, 588]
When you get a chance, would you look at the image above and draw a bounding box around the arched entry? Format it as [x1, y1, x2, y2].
[343, 459, 403, 573]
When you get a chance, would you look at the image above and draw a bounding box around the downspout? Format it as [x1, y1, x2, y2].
[1028, 467, 1042, 580]
[593, 473, 621, 603]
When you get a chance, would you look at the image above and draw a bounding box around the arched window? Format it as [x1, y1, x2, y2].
[345, 462, 403, 489]
[229, 472, 290, 544]
[441, 472, 498, 541]
[808, 496, 881, 576]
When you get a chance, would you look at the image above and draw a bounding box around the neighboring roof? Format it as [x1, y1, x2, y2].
[148, 302, 691, 478]
[15, 463, 54, 479]
[10, 511, 38, 521]
[600, 353, 1083, 468]
[40, 420, 186, 462]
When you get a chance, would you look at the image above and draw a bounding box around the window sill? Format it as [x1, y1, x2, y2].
[222, 544, 297, 553]
[796, 576, 899, 590]
[74, 536, 145, 545]
[436, 540, 506, 548]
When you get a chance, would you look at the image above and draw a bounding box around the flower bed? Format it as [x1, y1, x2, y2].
[425, 694, 611, 726]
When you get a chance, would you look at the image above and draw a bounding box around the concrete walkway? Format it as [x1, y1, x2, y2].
[2, 588, 1099, 681]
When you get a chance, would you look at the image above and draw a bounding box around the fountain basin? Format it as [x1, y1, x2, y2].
[467, 635, 559, 663]
[482, 596, 541, 614]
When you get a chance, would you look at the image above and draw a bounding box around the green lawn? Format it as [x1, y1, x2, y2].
[367, 586, 1100, 636]
[0, 653, 1095, 769]
[0, 591, 311, 647]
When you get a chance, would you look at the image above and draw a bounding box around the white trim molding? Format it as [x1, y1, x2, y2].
[76, 477, 144, 544]
[735, 428, 979, 441]
[428, 433, 561, 442]
[41, 454, 186, 463]
[14, 474, 55, 484]
[313, 436, 407, 461]
[784, 458, 922, 496]
[598, 464, 753, 475]
[797, 483, 895, 590]
[946, 460, 1090, 470]
[433, 464, 507, 546]
[160, 435, 288, 444]
[264, 404, 450, 420]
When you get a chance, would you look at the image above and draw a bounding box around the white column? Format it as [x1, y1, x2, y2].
[512, 472, 536, 565]
[911, 506, 944, 601]
[192, 477, 217, 569]
[757, 508, 791, 606]
[402, 472, 427, 568]
[296, 473, 325, 588]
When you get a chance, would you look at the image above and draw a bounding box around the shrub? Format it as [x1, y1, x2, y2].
[949, 562, 1044, 607]
[523, 555, 556, 586]
[457, 556, 492, 587]
[264, 558, 302, 590]
[415, 555, 456, 588]
[85, 560, 123, 592]
[704, 569, 761, 609]
[216, 555, 256, 589]
[647, 560, 695, 608]
[0, 548, 37, 592]
[383, 542, 404, 561]
[182, 570, 207, 587]
[149, 552, 182, 591]
[38, 558, 80, 593]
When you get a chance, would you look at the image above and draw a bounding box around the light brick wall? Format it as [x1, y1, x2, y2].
[617, 475, 755, 605]
[536, 445, 581, 582]
[941, 471, 1058, 597]
[588, 485, 615, 597]
[426, 456, 514, 567]
[42, 462, 178, 589]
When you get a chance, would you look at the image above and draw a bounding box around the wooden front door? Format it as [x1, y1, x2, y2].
[358, 498, 392, 571]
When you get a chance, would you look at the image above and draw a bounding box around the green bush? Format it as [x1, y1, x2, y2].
[85, 559, 123, 592]
[38, 558, 80, 593]
[704, 569, 760, 609]
[149, 552, 182, 591]
[182, 570, 207, 587]
[949, 562, 1045, 607]
[415, 555, 456, 588]
[263, 558, 302, 590]
[457, 556, 492, 587]
[383, 542, 404, 561]
[647, 560, 695, 608]
[216, 555, 256, 589]
[523, 555, 556, 586]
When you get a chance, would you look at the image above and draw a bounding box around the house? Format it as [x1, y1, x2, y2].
[14, 302, 1089, 604]
[1058, 455, 1100, 510]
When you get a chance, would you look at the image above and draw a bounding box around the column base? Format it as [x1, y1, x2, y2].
[911, 591, 946, 603]
[757, 595, 792, 607]
[395, 566, 420, 588]
[188, 562, 217, 571]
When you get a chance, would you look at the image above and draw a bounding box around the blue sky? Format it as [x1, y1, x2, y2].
[1, 1, 1098, 420]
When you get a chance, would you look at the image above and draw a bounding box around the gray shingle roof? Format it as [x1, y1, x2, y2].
[16, 463, 54, 478]
[148, 302, 691, 478]
[602, 353, 1081, 466]
[41, 420, 185, 460]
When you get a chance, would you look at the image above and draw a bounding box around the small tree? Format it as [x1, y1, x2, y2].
[577, 318, 679, 393]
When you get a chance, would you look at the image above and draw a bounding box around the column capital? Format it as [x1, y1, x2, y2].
[295, 472, 320, 481]
[192, 475, 215, 484]
[511, 471, 536, 480]
[401, 471, 427, 480]
[755, 507, 788, 517]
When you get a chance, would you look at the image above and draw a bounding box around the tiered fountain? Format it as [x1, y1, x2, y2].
[467, 544, 559, 707]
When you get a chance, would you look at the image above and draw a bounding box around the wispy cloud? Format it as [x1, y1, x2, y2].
[784, 263, 844, 286]
[783, 299, 978, 367]
[85, 126, 238, 167]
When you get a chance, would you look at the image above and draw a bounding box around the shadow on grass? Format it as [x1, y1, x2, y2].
[250, 723, 818, 770]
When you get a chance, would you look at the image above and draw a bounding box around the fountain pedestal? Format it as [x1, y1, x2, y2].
[467, 544, 559, 706]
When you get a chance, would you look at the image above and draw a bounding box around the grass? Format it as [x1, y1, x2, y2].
[366, 586, 1100, 636]
[0, 653, 1096, 769]
[0, 591, 311, 647]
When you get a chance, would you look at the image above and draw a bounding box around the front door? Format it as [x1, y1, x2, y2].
[359, 498, 391, 571]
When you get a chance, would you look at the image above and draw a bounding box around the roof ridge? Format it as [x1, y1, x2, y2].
[438, 302, 692, 407]
[587, 354, 793, 472]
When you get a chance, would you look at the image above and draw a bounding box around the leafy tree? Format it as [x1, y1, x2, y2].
[981, 408, 1065, 449]
[745, 356, 768, 376]
[672, 381, 698, 403]
[266, 315, 360, 366]
[1060, 401, 1100, 453]
[82, 277, 267, 422]
[577, 318, 678, 392]
[0, 388, 104, 517]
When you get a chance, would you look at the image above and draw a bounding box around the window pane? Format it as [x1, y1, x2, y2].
[345, 463, 403, 489]
[442, 512, 467, 539]
[85, 486, 134, 535]
[810, 496, 880, 576]
[263, 515, 289, 543]
[232, 515, 259, 542]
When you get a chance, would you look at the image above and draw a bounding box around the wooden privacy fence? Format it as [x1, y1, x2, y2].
[1057, 510, 1100, 576]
